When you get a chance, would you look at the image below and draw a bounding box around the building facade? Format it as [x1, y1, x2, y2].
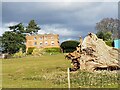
[26, 34, 60, 52]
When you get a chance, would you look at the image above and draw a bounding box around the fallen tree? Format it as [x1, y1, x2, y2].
[65, 33, 120, 71]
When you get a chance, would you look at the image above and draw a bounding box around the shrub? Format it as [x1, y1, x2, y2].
[105, 40, 114, 47]
[96, 31, 112, 41]
[13, 48, 26, 58]
[32, 48, 45, 56]
[63, 48, 76, 53]
[27, 47, 35, 55]
[44, 47, 61, 54]
[60, 40, 79, 53]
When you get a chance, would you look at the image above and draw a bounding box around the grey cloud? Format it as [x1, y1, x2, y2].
[2, 2, 117, 23]
[1, 2, 118, 42]
[0, 2, 2, 27]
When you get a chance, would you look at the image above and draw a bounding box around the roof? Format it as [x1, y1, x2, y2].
[26, 33, 59, 36]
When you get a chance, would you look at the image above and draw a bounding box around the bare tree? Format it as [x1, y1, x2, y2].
[96, 18, 120, 39]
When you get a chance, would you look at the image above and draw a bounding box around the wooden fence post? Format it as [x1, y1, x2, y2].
[67, 68, 70, 90]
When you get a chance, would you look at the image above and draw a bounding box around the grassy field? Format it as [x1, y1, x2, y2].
[2, 54, 70, 88]
[1, 54, 119, 88]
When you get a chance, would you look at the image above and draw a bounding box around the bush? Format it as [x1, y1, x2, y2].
[96, 31, 112, 41]
[32, 48, 45, 56]
[64, 48, 76, 53]
[44, 47, 61, 54]
[13, 48, 26, 58]
[27, 47, 35, 55]
[60, 40, 79, 53]
[105, 40, 114, 47]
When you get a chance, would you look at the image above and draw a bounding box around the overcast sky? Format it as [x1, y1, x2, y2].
[1, 2, 118, 42]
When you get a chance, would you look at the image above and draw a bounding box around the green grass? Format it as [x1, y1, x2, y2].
[70, 71, 119, 88]
[1, 54, 119, 88]
[2, 54, 70, 88]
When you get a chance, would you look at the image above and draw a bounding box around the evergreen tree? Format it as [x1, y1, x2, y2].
[9, 23, 25, 34]
[2, 23, 26, 54]
[26, 20, 40, 34]
[1, 20, 41, 54]
[60, 40, 79, 53]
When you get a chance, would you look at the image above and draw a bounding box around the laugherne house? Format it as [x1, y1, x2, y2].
[26, 34, 60, 52]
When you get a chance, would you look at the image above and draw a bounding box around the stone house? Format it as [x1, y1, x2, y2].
[26, 34, 60, 52]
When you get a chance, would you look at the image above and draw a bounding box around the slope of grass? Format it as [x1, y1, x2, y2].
[1, 54, 119, 88]
[2, 54, 70, 88]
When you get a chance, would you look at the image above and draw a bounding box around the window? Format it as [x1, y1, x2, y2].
[45, 37, 47, 40]
[40, 42, 42, 46]
[45, 41, 48, 45]
[40, 37, 42, 40]
[51, 41, 54, 46]
[34, 37, 37, 40]
[34, 42, 37, 45]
